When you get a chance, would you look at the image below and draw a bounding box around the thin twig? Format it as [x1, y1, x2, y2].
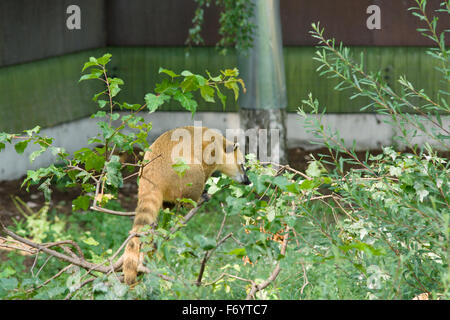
[260, 162, 312, 180]
[26, 264, 74, 294]
[246, 226, 290, 300]
[196, 233, 233, 286]
[64, 276, 96, 300]
[165, 193, 211, 240]
[204, 272, 255, 287]
[90, 205, 135, 216]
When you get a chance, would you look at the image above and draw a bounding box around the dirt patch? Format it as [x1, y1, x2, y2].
[0, 177, 139, 227]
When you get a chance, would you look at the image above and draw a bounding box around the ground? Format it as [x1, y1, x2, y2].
[0, 146, 448, 278]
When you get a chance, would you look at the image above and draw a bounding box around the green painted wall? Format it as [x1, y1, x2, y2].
[285, 46, 446, 113]
[0, 46, 446, 132]
[0, 50, 106, 133]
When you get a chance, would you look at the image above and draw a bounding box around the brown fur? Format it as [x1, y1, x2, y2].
[123, 126, 247, 285]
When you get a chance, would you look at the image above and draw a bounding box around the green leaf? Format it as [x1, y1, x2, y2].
[285, 183, 300, 194]
[194, 75, 207, 87]
[206, 70, 222, 82]
[222, 68, 239, 77]
[173, 91, 198, 115]
[83, 237, 99, 246]
[97, 53, 112, 65]
[110, 86, 121, 97]
[245, 245, 259, 263]
[38, 178, 52, 201]
[299, 178, 322, 190]
[144, 93, 170, 113]
[86, 154, 105, 172]
[79, 73, 99, 82]
[339, 241, 386, 256]
[105, 155, 123, 188]
[14, 141, 28, 154]
[0, 278, 18, 297]
[159, 68, 179, 78]
[74, 148, 105, 171]
[121, 102, 141, 111]
[97, 121, 115, 139]
[0, 266, 16, 278]
[178, 197, 197, 207]
[267, 207, 276, 222]
[82, 61, 98, 72]
[273, 175, 290, 190]
[194, 235, 216, 250]
[24, 126, 41, 136]
[79, 68, 103, 82]
[247, 172, 269, 194]
[180, 76, 199, 92]
[92, 91, 106, 102]
[181, 70, 194, 77]
[284, 215, 297, 228]
[215, 86, 227, 110]
[226, 248, 246, 258]
[225, 81, 239, 101]
[73, 195, 91, 211]
[155, 78, 180, 95]
[200, 85, 215, 103]
[91, 111, 107, 118]
[172, 158, 190, 178]
[306, 161, 325, 177]
[97, 100, 108, 109]
[109, 77, 124, 86]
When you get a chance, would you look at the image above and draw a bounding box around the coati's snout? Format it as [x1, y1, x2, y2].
[239, 173, 251, 185]
[242, 172, 251, 185]
[235, 164, 251, 185]
[220, 142, 252, 185]
[226, 164, 251, 185]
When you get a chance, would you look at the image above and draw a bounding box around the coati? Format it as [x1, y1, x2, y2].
[123, 126, 250, 285]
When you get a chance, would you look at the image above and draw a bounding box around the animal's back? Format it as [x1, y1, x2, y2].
[140, 126, 213, 202]
[123, 126, 218, 284]
[123, 126, 247, 285]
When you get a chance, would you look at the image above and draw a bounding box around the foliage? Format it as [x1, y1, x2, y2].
[187, 0, 256, 55]
[295, 0, 449, 299]
[0, 0, 449, 300]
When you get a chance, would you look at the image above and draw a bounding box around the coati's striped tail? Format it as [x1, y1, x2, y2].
[123, 189, 163, 285]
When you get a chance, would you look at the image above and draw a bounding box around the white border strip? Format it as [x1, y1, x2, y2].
[1, 112, 448, 180]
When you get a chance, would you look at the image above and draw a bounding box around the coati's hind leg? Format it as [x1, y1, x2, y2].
[123, 189, 163, 285]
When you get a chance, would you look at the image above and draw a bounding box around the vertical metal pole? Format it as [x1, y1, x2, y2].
[239, 0, 287, 111]
[238, 0, 288, 163]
